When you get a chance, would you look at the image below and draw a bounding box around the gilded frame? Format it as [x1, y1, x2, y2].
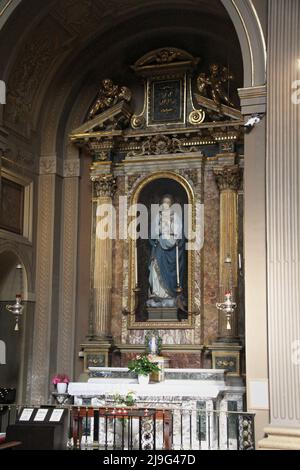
[146, 73, 187, 127]
[127, 171, 196, 330]
[148, 76, 185, 126]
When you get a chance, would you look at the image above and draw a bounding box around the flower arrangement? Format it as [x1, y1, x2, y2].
[113, 391, 136, 407]
[128, 355, 160, 377]
[52, 374, 70, 386]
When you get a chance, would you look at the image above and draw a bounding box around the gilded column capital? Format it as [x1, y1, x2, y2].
[91, 174, 117, 198]
[214, 165, 242, 192]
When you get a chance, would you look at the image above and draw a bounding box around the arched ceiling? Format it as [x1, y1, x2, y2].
[0, 0, 243, 151]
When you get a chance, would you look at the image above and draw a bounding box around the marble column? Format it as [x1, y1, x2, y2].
[91, 174, 117, 339]
[259, 0, 300, 448]
[210, 162, 243, 377]
[81, 173, 117, 371]
[214, 165, 242, 339]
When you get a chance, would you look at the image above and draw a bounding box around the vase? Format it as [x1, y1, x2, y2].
[57, 383, 68, 394]
[138, 375, 150, 386]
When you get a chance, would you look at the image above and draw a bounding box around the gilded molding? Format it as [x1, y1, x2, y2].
[127, 134, 198, 158]
[92, 174, 117, 198]
[127, 171, 197, 330]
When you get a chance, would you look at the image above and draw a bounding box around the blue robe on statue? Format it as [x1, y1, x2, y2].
[147, 207, 185, 308]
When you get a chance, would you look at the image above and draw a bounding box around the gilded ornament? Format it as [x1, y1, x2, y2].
[127, 135, 198, 158]
[189, 110, 206, 126]
[91, 174, 117, 198]
[155, 49, 181, 64]
[196, 64, 236, 110]
[214, 166, 242, 192]
[88, 79, 132, 120]
[131, 115, 146, 130]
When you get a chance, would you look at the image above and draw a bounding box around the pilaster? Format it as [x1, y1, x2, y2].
[31, 156, 59, 403]
[56, 159, 80, 377]
[260, 0, 300, 447]
[238, 64, 269, 445]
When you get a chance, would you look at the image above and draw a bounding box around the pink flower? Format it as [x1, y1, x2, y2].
[52, 374, 70, 386]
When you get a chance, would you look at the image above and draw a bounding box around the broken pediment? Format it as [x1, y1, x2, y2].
[69, 48, 243, 161]
[70, 100, 133, 141]
[195, 94, 242, 121]
[131, 47, 200, 77]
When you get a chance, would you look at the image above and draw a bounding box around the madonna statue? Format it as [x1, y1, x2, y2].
[147, 195, 185, 308]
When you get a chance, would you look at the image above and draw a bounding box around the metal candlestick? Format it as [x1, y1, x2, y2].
[6, 295, 24, 332]
[216, 292, 237, 331]
[176, 241, 183, 294]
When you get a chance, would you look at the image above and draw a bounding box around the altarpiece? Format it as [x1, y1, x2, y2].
[71, 48, 244, 376]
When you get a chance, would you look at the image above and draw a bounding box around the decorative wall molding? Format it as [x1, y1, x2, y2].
[30, 174, 56, 403]
[39, 156, 80, 178]
[39, 156, 60, 175]
[0, 0, 21, 29]
[238, 85, 267, 115]
[63, 159, 80, 178]
[221, 0, 267, 88]
[56, 177, 79, 376]
[0, 132, 36, 173]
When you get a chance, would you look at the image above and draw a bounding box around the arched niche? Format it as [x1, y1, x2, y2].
[128, 172, 197, 330]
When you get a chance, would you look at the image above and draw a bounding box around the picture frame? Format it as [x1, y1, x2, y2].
[148, 76, 186, 126]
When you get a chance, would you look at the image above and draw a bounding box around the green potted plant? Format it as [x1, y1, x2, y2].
[128, 355, 160, 385]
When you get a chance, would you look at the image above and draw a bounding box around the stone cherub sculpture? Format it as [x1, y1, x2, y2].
[196, 64, 235, 110]
[88, 79, 132, 120]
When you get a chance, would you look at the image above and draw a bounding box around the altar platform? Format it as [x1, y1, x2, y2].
[68, 367, 246, 449]
[69, 368, 245, 411]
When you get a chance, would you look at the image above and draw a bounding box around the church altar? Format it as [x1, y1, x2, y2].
[69, 47, 245, 378]
[68, 367, 245, 450]
[69, 367, 244, 409]
[67, 50, 246, 446]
